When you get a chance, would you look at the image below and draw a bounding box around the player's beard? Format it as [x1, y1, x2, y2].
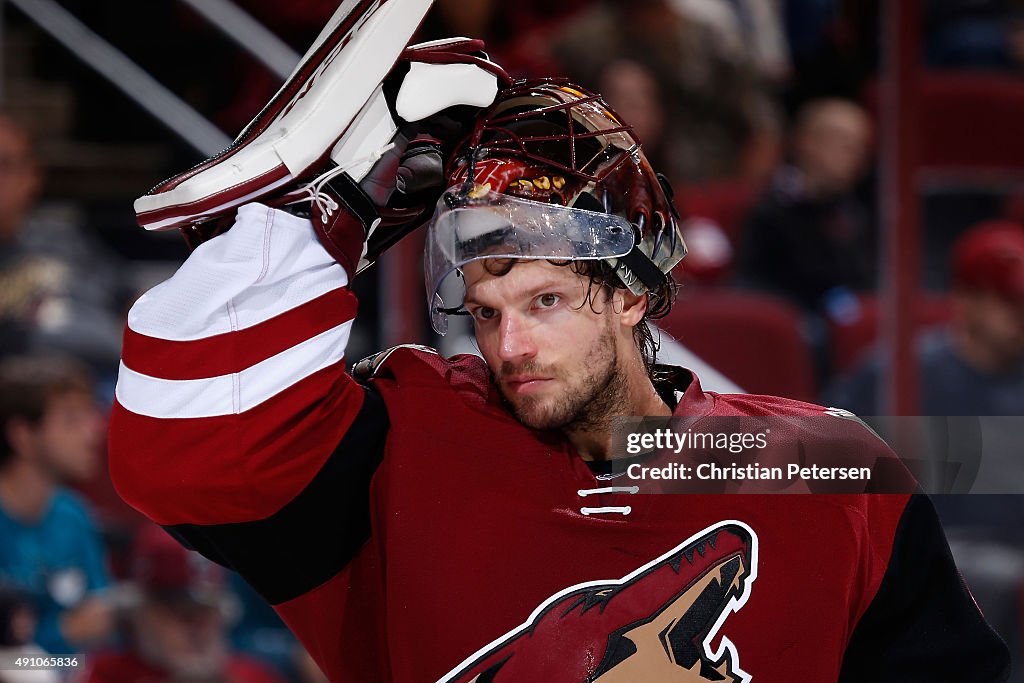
[499, 324, 626, 432]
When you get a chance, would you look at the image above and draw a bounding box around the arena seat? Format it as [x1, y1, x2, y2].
[658, 290, 817, 402]
[864, 72, 1024, 179]
[677, 180, 759, 243]
[917, 73, 1024, 174]
[674, 180, 759, 285]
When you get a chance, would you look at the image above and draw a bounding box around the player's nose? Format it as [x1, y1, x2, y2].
[497, 311, 537, 363]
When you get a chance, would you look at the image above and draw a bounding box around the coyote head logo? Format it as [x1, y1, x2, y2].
[439, 521, 758, 683]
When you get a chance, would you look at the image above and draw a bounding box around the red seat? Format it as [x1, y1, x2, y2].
[674, 180, 760, 285]
[917, 73, 1024, 173]
[828, 293, 953, 373]
[658, 290, 817, 402]
[864, 72, 1024, 177]
[677, 180, 759, 244]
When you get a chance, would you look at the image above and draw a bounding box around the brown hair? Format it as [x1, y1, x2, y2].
[478, 258, 677, 378]
[0, 355, 93, 466]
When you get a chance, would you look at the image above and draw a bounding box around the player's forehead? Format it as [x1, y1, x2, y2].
[462, 259, 587, 305]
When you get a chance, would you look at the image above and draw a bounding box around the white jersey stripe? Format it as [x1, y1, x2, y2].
[128, 203, 347, 342]
[116, 318, 353, 419]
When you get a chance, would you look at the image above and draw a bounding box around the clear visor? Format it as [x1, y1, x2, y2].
[425, 184, 635, 334]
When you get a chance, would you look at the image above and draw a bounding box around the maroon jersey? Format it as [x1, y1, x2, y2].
[109, 204, 1007, 682]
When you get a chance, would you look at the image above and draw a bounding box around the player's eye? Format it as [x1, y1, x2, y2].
[536, 293, 560, 309]
[472, 306, 498, 322]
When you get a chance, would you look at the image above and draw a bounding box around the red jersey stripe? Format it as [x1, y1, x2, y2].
[108, 358, 362, 526]
[122, 286, 357, 380]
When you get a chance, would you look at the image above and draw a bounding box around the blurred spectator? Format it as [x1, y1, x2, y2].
[672, 0, 791, 81]
[548, 0, 781, 183]
[824, 220, 1024, 416]
[0, 355, 113, 654]
[737, 97, 875, 313]
[598, 59, 674, 177]
[80, 525, 287, 683]
[0, 114, 128, 375]
[0, 585, 59, 683]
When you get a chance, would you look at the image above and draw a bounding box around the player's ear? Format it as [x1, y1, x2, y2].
[618, 289, 648, 328]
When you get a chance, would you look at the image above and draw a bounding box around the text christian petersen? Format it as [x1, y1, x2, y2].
[623, 428, 873, 482]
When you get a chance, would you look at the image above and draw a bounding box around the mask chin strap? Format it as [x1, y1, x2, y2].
[618, 246, 667, 291]
[567, 192, 665, 290]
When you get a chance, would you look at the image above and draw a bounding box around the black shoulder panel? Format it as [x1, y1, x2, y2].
[839, 493, 1010, 682]
[166, 385, 390, 605]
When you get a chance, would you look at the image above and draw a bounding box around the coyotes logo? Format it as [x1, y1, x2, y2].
[439, 521, 758, 683]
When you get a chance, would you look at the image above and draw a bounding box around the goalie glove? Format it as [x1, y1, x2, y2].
[277, 38, 509, 275]
[135, 0, 508, 273]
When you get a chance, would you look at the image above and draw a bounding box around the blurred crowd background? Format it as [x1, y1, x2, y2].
[2, 0, 1024, 681]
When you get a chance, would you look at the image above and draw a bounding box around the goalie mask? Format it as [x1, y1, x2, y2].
[425, 80, 687, 335]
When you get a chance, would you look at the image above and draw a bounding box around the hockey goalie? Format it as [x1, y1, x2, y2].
[109, 2, 1009, 681]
